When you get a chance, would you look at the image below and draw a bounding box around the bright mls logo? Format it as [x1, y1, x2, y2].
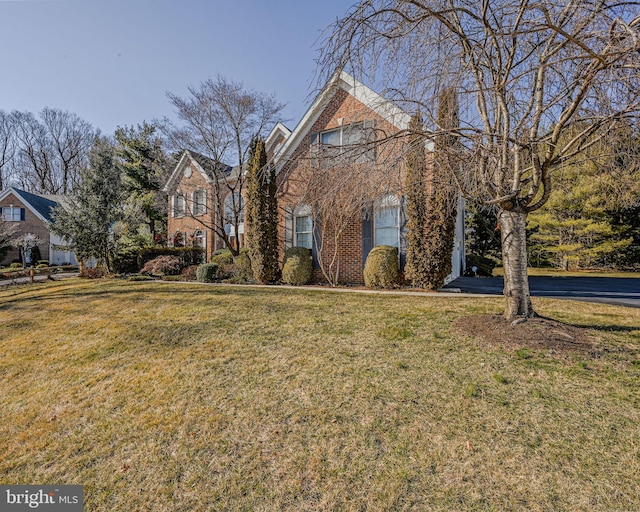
[0, 486, 83, 511]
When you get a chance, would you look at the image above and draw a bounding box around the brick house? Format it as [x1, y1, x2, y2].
[162, 122, 293, 260]
[274, 71, 465, 285]
[163, 71, 465, 284]
[0, 187, 77, 266]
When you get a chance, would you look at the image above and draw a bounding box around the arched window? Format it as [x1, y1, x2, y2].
[294, 204, 313, 249]
[374, 194, 400, 248]
[193, 229, 205, 248]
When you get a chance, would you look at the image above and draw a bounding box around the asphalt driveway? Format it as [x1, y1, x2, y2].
[444, 275, 640, 308]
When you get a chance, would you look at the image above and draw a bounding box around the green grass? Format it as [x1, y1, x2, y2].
[1, 279, 639, 511]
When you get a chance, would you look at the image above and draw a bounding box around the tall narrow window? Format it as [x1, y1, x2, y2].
[293, 204, 313, 249]
[193, 190, 206, 216]
[374, 194, 400, 248]
[174, 195, 186, 217]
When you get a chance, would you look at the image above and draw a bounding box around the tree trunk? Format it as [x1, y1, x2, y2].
[499, 209, 536, 319]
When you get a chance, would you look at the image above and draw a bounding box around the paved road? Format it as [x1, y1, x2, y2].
[444, 276, 640, 308]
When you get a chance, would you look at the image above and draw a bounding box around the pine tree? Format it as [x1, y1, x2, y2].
[245, 138, 280, 283]
[51, 137, 124, 272]
[114, 122, 171, 238]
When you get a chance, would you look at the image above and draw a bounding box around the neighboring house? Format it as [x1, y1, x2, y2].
[0, 187, 77, 266]
[162, 151, 237, 262]
[162, 71, 465, 285]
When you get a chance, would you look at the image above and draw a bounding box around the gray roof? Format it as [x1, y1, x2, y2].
[187, 150, 233, 179]
[13, 188, 59, 223]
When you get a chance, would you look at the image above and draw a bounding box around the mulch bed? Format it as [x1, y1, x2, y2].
[453, 314, 597, 355]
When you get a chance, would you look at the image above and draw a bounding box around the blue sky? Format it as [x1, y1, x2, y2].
[0, 0, 355, 134]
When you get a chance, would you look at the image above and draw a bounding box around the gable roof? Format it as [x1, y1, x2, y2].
[162, 150, 234, 194]
[0, 187, 59, 223]
[265, 122, 292, 156]
[274, 71, 412, 171]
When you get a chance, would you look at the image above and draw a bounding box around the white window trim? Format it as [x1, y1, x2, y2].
[293, 204, 313, 249]
[2, 206, 23, 222]
[320, 122, 364, 147]
[192, 190, 206, 216]
[174, 194, 186, 218]
[193, 229, 206, 250]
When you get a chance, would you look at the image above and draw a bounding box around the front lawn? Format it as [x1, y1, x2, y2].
[1, 280, 639, 511]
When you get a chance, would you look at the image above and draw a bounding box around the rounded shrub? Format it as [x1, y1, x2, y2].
[212, 250, 234, 266]
[281, 246, 312, 285]
[363, 245, 399, 289]
[196, 262, 219, 283]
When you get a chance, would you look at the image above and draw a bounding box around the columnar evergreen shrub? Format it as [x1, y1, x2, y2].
[363, 245, 399, 289]
[281, 247, 312, 285]
[245, 138, 281, 284]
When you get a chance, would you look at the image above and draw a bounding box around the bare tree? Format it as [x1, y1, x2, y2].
[13, 112, 56, 193]
[12, 109, 97, 194]
[283, 135, 403, 286]
[0, 219, 18, 262]
[161, 75, 286, 255]
[0, 111, 17, 190]
[12, 233, 43, 268]
[41, 107, 97, 193]
[320, 0, 640, 318]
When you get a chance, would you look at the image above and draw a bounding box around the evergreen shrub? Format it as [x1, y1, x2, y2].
[212, 250, 234, 266]
[464, 254, 497, 277]
[363, 245, 399, 289]
[281, 247, 312, 285]
[196, 263, 219, 283]
[234, 248, 254, 281]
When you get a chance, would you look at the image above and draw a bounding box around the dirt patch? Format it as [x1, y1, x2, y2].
[453, 314, 596, 355]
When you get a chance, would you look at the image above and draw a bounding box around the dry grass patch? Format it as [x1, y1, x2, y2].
[0, 279, 639, 511]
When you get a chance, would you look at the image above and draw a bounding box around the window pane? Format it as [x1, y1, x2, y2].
[194, 191, 205, 215]
[296, 232, 312, 249]
[295, 215, 312, 249]
[376, 227, 399, 247]
[375, 205, 399, 247]
[175, 196, 185, 215]
[375, 207, 398, 228]
[225, 192, 245, 223]
[295, 215, 312, 233]
[321, 129, 340, 146]
[343, 124, 363, 145]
